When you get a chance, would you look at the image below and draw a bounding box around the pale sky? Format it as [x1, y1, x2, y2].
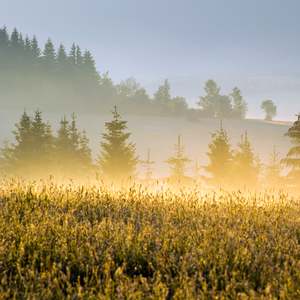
[1, 0, 300, 83]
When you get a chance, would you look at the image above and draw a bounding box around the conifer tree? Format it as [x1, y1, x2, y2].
[55, 116, 73, 173]
[30, 109, 54, 175]
[76, 45, 83, 68]
[203, 121, 233, 187]
[56, 43, 68, 75]
[42, 37, 56, 73]
[30, 35, 41, 66]
[78, 130, 93, 174]
[264, 146, 284, 188]
[233, 131, 262, 189]
[97, 106, 139, 182]
[82, 50, 99, 80]
[54, 113, 92, 177]
[1, 109, 54, 177]
[165, 134, 192, 177]
[192, 158, 202, 182]
[141, 149, 155, 180]
[0, 25, 10, 70]
[9, 27, 23, 69]
[281, 114, 300, 186]
[68, 43, 76, 69]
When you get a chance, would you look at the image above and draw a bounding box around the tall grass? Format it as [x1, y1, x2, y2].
[0, 178, 300, 299]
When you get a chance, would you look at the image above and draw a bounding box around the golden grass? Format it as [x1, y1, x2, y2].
[0, 178, 300, 299]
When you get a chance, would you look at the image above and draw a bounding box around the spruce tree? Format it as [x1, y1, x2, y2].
[0, 25, 10, 70]
[68, 43, 76, 69]
[54, 114, 92, 177]
[30, 35, 41, 67]
[165, 134, 192, 177]
[97, 106, 139, 182]
[55, 116, 73, 174]
[56, 43, 68, 76]
[233, 131, 262, 189]
[30, 109, 54, 176]
[41, 37, 56, 73]
[281, 114, 300, 186]
[264, 146, 284, 188]
[78, 130, 93, 174]
[141, 149, 155, 180]
[203, 121, 233, 187]
[1, 109, 54, 178]
[82, 50, 99, 81]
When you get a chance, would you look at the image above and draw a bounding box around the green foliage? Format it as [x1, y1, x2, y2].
[165, 134, 192, 177]
[229, 87, 248, 119]
[55, 113, 93, 176]
[203, 121, 233, 187]
[0, 110, 92, 179]
[281, 114, 300, 185]
[196, 79, 221, 117]
[261, 100, 277, 121]
[140, 149, 155, 180]
[1, 180, 300, 298]
[97, 106, 139, 182]
[233, 131, 262, 189]
[196, 79, 240, 119]
[1, 109, 54, 178]
[264, 146, 284, 187]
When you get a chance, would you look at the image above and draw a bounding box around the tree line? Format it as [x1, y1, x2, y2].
[1, 107, 300, 190]
[1, 25, 257, 119]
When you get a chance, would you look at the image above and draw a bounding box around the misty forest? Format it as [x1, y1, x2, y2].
[2, 25, 300, 299]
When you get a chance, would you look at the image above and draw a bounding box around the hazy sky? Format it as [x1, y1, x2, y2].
[1, 0, 300, 83]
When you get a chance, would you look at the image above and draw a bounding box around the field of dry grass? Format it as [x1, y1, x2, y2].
[1, 178, 300, 299]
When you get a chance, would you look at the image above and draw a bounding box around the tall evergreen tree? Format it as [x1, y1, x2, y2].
[30, 109, 54, 175]
[42, 37, 56, 73]
[68, 43, 76, 70]
[281, 114, 300, 186]
[97, 106, 139, 182]
[0, 25, 10, 71]
[233, 131, 262, 189]
[165, 134, 192, 177]
[78, 129, 93, 174]
[30, 35, 41, 66]
[264, 146, 284, 188]
[56, 43, 68, 75]
[82, 50, 99, 80]
[54, 114, 92, 177]
[76, 45, 83, 68]
[1, 109, 54, 177]
[55, 116, 73, 174]
[203, 121, 233, 187]
[9, 27, 23, 69]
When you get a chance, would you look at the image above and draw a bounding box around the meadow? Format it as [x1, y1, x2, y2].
[1, 178, 300, 299]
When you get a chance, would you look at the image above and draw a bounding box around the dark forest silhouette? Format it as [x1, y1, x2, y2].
[0, 26, 249, 119]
